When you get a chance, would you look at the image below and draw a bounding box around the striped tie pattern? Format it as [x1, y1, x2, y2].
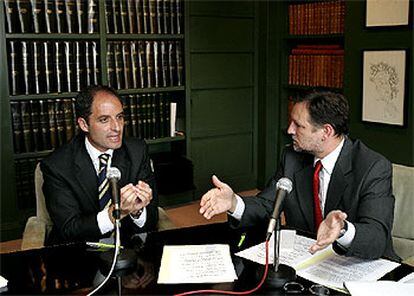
[98, 153, 111, 209]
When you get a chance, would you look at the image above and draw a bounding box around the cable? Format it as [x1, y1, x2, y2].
[174, 240, 270, 296]
[87, 220, 121, 296]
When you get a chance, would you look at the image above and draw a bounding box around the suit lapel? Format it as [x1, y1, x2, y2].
[294, 157, 315, 230]
[112, 145, 129, 187]
[324, 138, 352, 215]
[74, 141, 99, 210]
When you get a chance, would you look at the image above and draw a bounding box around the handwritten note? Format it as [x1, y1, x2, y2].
[157, 244, 237, 284]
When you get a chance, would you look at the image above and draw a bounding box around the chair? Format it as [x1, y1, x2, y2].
[21, 163, 176, 250]
[391, 164, 414, 266]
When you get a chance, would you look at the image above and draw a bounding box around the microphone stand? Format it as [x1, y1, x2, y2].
[265, 218, 296, 289]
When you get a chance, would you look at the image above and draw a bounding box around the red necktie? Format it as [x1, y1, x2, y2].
[313, 160, 323, 231]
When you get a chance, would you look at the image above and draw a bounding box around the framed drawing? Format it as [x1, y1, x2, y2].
[362, 50, 407, 126]
[366, 0, 410, 27]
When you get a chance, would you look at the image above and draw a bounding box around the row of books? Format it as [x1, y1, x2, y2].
[107, 40, 183, 90]
[105, 0, 183, 34]
[14, 157, 41, 210]
[8, 40, 101, 96]
[10, 93, 179, 154]
[288, 45, 344, 88]
[3, 0, 98, 34]
[288, 0, 345, 35]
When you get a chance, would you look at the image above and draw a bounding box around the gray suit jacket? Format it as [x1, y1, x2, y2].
[237, 137, 398, 260]
[41, 134, 159, 244]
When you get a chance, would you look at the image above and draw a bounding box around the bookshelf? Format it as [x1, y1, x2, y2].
[279, 0, 345, 143]
[0, 0, 186, 239]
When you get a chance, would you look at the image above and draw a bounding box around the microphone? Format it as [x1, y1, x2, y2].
[107, 167, 121, 220]
[266, 177, 293, 241]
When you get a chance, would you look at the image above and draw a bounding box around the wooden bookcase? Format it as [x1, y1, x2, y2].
[0, 0, 187, 240]
[278, 0, 345, 148]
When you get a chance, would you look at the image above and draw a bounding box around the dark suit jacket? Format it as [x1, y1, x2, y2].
[235, 137, 398, 260]
[41, 134, 159, 245]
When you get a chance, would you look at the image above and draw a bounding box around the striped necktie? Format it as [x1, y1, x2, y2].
[98, 153, 111, 209]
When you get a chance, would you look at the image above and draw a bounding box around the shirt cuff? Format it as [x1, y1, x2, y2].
[97, 209, 115, 235]
[228, 195, 245, 221]
[130, 207, 147, 228]
[336, 220, 355, 248]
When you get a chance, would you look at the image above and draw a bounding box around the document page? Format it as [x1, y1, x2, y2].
[344, 281, 414, 296]
[157, 244, 238, 284]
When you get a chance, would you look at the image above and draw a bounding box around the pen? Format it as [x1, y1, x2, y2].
[86, 242, 124, 249]
[238, 233, 246, 248]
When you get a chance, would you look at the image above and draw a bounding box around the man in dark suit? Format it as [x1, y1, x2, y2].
[199, 91, 398, 260]
[42, 85, 158, 244]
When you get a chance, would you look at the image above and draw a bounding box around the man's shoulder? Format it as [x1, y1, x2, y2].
[347, 138, 391, 172]
[42, 136, 83, 169]
[123, 137, 147, 150]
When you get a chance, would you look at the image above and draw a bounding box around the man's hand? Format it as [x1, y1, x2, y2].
[309, 210, 347, 254]
[119, 181, 152, 219]
[199, 175, 236, 220]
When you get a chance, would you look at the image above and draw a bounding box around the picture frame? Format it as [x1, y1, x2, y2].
[365, 0, 411, 27]
[362, 50, 407, 126]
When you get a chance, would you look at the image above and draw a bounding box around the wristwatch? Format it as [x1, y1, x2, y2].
[338, 220, 348, 238]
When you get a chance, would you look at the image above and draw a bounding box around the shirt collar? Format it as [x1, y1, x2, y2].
[314, 137, 345, 175]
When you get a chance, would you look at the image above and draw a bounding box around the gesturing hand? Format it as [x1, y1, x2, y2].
[309, 210, 347, 254]
[199, 175, 236, 220]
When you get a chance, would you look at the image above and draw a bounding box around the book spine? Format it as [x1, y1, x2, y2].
[39, 99, 50, 150]
[8, 41, 19, 96]
[75, 0, 84, 33]
[3, 0, 17, 33]
[43, 42, 53, 93]
[104, 0, 112, 33]
[54, 99, 65, 147]
[29, 100, 42, 151]
[64, 41, 72, 92]
[158, 93, 165, 137]
[44, 0, 54, 33]
[114, 42, 124, 89]
[142, 0, 149, 34]
[160, 41, 168, 87]
[32, 41, 41, 94]
[137, 41, 146, 88]
[74, 41, 82, 91]
[164, 94, 170, 137]
[150, 93, 157, 138]
[16, 0, 31, 33]
[63, 98, 74, 142]
[168, 41, 175, 86]
[54, 41, 62, 93]
[10, 101, 23, 153]
[87, 0, 97, 33]
[126, 0, 136, 33]
[64, 0, 75, 34]
[21, 41, 31, 95]
[106, 42, 115, 88]
[91, 41, 99, 85]
[130, 42, 138, 89]
[134, 0, 142, 33]
[149, 0, 157, 34]
[55, 0, 66, 33]
[175, 0, 182, 34]
[122, 96, 132, 137]
[30, 0, 43, 33]
[85, 42, 92, 86]
[163, 0, 170, 34]
[145, 41, 153, 88]
[119, 0, 128, 34]
[121, 42, 131, 89]
[20, 100, 33, 152]
[112, 0, 119, 34]
[130, 94, 138, 137]
[156, 0, 163, 34]
[175, 41, 183, 86]
[154, 41, 159, 87]
[169, 0, 175, 34]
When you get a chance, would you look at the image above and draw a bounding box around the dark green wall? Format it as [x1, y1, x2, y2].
[188, 1, 258, 195]
[345, 1, 414, 165]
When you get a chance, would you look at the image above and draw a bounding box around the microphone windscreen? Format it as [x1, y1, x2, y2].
[107, 167, 121, 181]
[276, 177, 293, 193]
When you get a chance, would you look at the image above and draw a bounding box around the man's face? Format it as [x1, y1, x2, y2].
[78, 91, 124, 152]
[287, 102, 324, 156]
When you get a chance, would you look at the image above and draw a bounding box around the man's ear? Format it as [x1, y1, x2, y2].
[78, 117, 89, 133]
[323, 124, 335, 138]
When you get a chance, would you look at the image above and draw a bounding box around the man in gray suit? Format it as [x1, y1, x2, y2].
[42, 85, 158, 244]
[200, 91, 398, 260]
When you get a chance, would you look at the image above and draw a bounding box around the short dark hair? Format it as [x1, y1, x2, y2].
[296, 91, 349, 136]
[75, 85, 122, 122]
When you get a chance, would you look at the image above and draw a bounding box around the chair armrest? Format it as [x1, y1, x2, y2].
[21, 216, 47, 250]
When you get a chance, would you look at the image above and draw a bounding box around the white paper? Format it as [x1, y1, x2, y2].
[157, 244, 237, 284]
[399, 272, 414, 283]
[298, 252, 400, 291]
[170, 102, 177, 137]
[345, 281, 414, 296]
[0, 275, 8, 289]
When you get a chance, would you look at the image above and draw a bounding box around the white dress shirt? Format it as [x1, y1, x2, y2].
[230, 137, 355, 248]
[84, 137, 147, 235]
